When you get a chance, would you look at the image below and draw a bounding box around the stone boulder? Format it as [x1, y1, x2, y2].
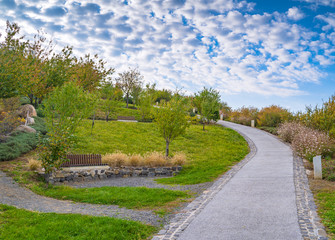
[17, 104, 37, 118]
[26, 117, 35, 125]
[14, 125, 36, 134]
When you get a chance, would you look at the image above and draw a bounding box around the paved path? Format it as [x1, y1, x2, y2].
[178, 121, 302, 240]
[0, 170, 161, 226]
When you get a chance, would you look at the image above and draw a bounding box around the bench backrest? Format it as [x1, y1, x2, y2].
[61, 154, 107, 167]
[117, 116, 136, 120]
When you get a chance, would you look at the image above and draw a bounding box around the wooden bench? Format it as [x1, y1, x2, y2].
[117, 116, 137, 121]
[60, 154, 108, 167]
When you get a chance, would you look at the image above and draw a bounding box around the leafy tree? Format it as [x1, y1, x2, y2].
[194, 87, 221, 130]
[40, 82, 96, 173]
[138, 87, 155, 121]
[116, 68, 143, 108]
[70, 54, 114, 92]
[152, 97, 190, 157]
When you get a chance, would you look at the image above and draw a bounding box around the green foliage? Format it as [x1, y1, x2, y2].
[73, 121, 249, 184]
[323, 159, 335, 181]
[0, 204, 155, 240]
[30, 117, 47, 134]
[0, 132, 38, 161]
[194, 87, 221, 130]
[0, 111, 25, 135]
[257, 105, 292, 127]
[138, 87, 155, 121]
[40, 82, 96, 173]
[33, 185, 189, 210]
[295, 95, 335, 138]
[315, 191, 335, 239]
[152, 97, 190, 156]
[99, 83, 121, 121]
[228, 106, 259, 126]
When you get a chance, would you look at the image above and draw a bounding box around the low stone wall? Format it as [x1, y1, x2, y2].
[44, 166, 182, 184]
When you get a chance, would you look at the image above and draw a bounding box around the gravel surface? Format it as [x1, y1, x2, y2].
[0, 170, 162, 226]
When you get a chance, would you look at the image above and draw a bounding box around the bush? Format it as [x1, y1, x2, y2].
[0, 132, 38, 161]
[0, 111, 25, 135]
[323, 159, 335, 181]
[228, 106, 258, 126]
[30, 117, 47, 135]
[278, 122, 334, 161]
[257, 105, 292, 127]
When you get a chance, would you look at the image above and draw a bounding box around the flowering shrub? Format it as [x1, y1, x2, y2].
[257, 105, 292, 127]
[278, 122, 334, 161]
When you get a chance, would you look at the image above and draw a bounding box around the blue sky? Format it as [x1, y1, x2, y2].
[0, 0, 334, 112]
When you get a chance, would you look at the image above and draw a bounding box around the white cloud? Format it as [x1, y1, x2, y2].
[287, 7, 304, 21]
[0, 0, 333, 98]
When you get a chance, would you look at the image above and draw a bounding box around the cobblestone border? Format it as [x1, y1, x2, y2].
[152, 130, 257, 240]
[294, 155, 328, 240]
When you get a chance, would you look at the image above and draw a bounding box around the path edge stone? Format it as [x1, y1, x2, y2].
[152, 124, 257, 240]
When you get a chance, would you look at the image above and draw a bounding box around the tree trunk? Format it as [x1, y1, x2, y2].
[203, 122, 205, 131]
[28, 94, 34, 105]
[91, 113, 95, 135]
[165, 140, 170, 157]
[126, 93, 129, 108]
[106, 113, 109, 122]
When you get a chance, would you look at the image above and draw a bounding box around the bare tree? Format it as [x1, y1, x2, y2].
[116, 68, 143, 108]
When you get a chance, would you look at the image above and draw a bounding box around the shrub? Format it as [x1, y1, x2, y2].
[323, 159, 335, 181]
[171, 152, 187, 166]
[28, 157, 42, 171]
[0, 132, 38, 161]
[278, 122, 334, 161]
[277, 122, 305, 143]
[0, 111, 25, 135]
[102, 152, 129, 167]
[228, 106, 258, 126]
[144, 152, 168, 167]
[127, 154, 144, 167]
[257, 105, 292, 127]
[30, 117, 47, 134]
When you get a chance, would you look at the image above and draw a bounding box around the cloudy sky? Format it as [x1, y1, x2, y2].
[0, 0, 334, 111]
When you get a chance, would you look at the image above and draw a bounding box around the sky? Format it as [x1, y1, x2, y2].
[0, 0, 334, 112]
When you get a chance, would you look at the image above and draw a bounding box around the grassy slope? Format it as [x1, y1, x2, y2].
[73, 120, 249, 185]
[0, 204, 155, 240]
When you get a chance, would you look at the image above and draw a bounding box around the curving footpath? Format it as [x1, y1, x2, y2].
[154, 121, 327, 240]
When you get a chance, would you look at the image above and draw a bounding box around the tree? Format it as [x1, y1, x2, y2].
[138, 85, 156, 121]
[116, 68, 143, 108]
[100, 82, 121, 122]
[194, 87, 221, 130]
[40, 82, 96, 173]
[152, 97, 190, 157]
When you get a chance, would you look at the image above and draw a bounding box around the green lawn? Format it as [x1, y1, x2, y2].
[0, 204, 155, 240]
[316, 191, 335, 239]
[32, 185, 189, 210]
[74, 120, 249, 184]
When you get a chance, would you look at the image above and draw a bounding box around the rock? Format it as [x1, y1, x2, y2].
[17, 104, 37, 118]
[26, 117, 35, 125]
[13, 125, 36, 134]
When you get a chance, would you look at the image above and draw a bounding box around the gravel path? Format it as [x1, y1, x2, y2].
[0, 170, 161, 226]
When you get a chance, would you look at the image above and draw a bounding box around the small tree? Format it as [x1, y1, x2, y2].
[194, 87, 221, 130]
[116, 68, 143, 108]
[100, 82, 120, 122]
[152, 97, 190, 157]
[40, 82, 95, 173]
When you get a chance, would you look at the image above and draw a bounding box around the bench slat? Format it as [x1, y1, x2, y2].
[60, 154, 107, 167]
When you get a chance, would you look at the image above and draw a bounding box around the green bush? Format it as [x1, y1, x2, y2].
[31, 117, 47, 134]
[323, 159, 335, 181]
[0, 132, 38, 161]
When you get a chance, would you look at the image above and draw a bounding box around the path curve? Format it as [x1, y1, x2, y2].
[154, 121, 325, 240]
[0, 170, 161, 226]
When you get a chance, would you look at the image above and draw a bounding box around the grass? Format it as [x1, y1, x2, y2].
[31, 185, 189, 210]
[316, 190, 335, 239]
[0, 204, 155, 240]
[74, 120, 249, 184]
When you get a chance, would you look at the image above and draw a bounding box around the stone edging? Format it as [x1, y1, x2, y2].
[152, 129, 257, 240]
[293, 155, 328, 240]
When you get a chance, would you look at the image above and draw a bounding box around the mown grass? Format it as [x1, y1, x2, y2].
[32, 185, 189, 210]
[315, 190, 335, 239]
[0, 204, 155, 240]
[74, 120, 249, 184]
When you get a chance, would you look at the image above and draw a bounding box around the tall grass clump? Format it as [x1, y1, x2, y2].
[278, 122, 334, 161]
[27, 157, 42, 171]
[144, 152, 168, 167]
[102, 152, 128, 167]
